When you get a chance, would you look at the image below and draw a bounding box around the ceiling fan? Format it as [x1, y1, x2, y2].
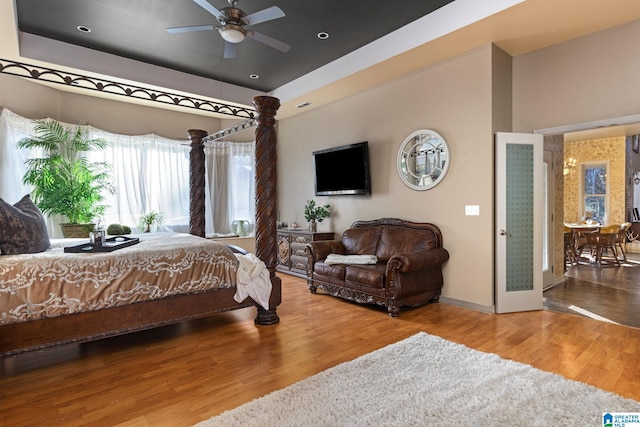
[167, 0, 290, 59]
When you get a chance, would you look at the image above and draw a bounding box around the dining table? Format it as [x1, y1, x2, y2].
[564, 222, 601, 231]
[564, 222, 601, 266]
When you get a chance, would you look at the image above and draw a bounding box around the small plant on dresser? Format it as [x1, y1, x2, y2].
[304, 200, 331, 232]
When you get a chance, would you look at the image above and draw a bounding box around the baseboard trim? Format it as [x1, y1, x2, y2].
[442, 276, 567, 313]
[544, 275, 567, 291]
[439, 296, 495, 314]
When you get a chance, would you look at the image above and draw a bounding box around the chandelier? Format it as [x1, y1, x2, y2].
[563, 157, 577, 176]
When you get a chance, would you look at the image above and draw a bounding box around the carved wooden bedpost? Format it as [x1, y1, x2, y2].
[253, 95, 281, 325]
[188, 129, 207, 238]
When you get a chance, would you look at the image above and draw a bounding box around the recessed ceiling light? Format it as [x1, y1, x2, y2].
[249, 74, 259, 79]
[76, 25, 91, 33]
[317, 32, 329, 40]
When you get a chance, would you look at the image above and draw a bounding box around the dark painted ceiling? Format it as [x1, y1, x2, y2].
[15, 0, 454, 93]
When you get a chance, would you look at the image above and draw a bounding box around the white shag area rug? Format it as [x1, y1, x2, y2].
[196, 332, 640, 426]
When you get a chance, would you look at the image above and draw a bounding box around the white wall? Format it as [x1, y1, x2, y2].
[277, 44, 497, 309]
[513, 19, 640, 133]
[0, 74, 222, 138]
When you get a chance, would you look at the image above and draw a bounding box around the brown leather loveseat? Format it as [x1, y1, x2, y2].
[305, 218, 449, 317]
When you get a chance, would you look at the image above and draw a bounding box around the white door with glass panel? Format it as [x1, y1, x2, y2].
[495, 132, 543, 313]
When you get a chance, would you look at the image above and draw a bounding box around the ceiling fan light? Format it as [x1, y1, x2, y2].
[220, 26, 246, 43]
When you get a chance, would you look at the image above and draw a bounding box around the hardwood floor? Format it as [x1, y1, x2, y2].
[2, 274, 640, 426]
[544, 251, 640, 328]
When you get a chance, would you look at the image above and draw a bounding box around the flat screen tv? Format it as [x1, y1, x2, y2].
[313, 142, 371, 196]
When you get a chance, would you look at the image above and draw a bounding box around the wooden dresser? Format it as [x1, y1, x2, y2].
[277, 229, 334, 278]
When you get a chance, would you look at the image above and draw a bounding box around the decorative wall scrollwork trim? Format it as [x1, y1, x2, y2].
[0, 58, 256, 119]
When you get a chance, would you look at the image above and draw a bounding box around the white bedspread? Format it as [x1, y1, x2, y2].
[0, 233, 238, 325]
[233, 253, 272, 310]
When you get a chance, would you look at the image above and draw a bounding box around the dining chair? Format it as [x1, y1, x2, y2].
[616, 222, 632, 262]
[563, 225, 577, 268]
[585, 224, 621, 266]
[574, 227, 600, 262]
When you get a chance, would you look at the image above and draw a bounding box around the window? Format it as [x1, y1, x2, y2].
[204, 140, 255, 236]
[0, 108, 255, 238]
[582, 163, 608, 223]
[87, 130, 193, 233]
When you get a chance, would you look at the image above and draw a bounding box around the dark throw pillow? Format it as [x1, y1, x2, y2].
[0, 194, 51, 255]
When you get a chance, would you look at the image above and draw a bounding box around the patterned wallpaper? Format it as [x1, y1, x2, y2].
[563, 136, 626, 225]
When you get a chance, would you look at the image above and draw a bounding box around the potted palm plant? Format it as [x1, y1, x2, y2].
[18, 119, 114, 237]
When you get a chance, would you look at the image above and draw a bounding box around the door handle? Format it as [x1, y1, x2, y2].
[499, 229, 512, 237]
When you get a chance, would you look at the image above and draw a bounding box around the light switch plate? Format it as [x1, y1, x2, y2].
[465, 205, 480, 216]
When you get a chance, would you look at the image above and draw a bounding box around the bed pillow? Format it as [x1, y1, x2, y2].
[0, 195, 51, 255]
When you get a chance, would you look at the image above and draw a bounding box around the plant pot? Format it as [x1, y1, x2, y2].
[309, 220, 317, 233]
[60, 223, 95, 238]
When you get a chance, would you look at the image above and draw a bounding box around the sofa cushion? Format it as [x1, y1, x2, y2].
[376, 228, 437, 262]
[314, 262, 346, 281]
[345, 264, 387, 289]
[342, 226, 382, 255]
[0, 195, 51, 255]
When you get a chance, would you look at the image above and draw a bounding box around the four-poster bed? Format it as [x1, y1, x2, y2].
[0, 96, 282, 357]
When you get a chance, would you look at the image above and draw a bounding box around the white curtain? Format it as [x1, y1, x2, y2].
[0, 108, 255, 238]
[0, 109, 34, 203]
[0, 109, 64, 235]
[88, 128, 191, 232]
[204, 140, 256, 236]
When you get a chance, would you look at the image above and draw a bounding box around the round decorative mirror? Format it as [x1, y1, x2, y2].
[397, 129, 450, 191]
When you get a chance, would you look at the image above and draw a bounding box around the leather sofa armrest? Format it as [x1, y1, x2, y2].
[387, 247, 450, 273]
[306, 240, 345, 264]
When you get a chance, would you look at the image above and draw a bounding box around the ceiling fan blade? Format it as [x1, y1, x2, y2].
[192, 0, 224, 20]
[248, 31, 290, 53]
[166, 24, 216, 34]
[242, 6, 285, 26]
[224, 42, 237, 59]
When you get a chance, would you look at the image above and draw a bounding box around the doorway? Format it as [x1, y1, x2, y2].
[538, 116, 640, 328]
